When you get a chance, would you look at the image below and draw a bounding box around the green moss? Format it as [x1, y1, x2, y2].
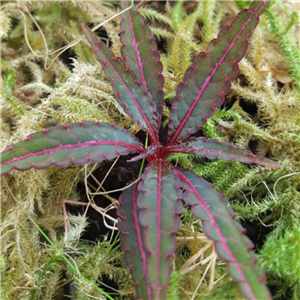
[1, 1, 299, 299]
[199, 278, 243, 300]
[265, 5, 300, 94]
[260, 225, 300, 299]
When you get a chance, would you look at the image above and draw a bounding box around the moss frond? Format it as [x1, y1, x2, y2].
[260, 224, 300, 299]
[170, 1, 184, 31]
[0, 9, 12, 38]
[138, 6, 173, 29]
[265, 5, 300, 94]
[198, 1, 221, 48]
[167, 2, 202, 80]
[1, 1, 299, 299]
[147, 25, 174, 42]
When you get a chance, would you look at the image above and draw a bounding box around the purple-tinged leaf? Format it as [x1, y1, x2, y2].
[118, 161, 182, 300]
[118, 181, 149, 300]
[0, 122, 144, 174]
[120, 0, 164, 120]
[174, 169, 272, 300]
[167, 1, 270, 145]
[168, 137, 281, 168]
[82, 25, 160, 144]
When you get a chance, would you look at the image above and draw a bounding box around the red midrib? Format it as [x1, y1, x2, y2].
[127, 9, 159, 145]
[127, 9, 148, 92]
[169, 146, 251, 160]
[132, 182, 152, 298]
[98, 46, 157, 143]
[168, 2, 263, 146]
[156, 161, 162, 288]
[176, 169, 256, 299]
[2, 141, 143, 166]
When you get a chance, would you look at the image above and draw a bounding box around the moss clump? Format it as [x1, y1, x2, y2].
[1, 1, 299, 299]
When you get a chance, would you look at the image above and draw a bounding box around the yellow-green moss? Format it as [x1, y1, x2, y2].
[1, 1, 299, 299]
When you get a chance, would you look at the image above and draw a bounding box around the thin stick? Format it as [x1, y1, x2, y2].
[18, 0, 134, 70]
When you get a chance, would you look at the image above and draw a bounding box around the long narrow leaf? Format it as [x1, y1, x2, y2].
[120, 0, 164, 120]
[82, 25, 159, 143]
[1, 122, 144, 174]
[118, 162, 182, 300]
[168, 137, 281, 168]
[118, 181, 149, 300]
[174, 169, 272, 300]
[167, 1, 270, 145]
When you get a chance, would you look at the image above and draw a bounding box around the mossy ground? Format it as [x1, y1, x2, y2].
[1, 1, 299, 299]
